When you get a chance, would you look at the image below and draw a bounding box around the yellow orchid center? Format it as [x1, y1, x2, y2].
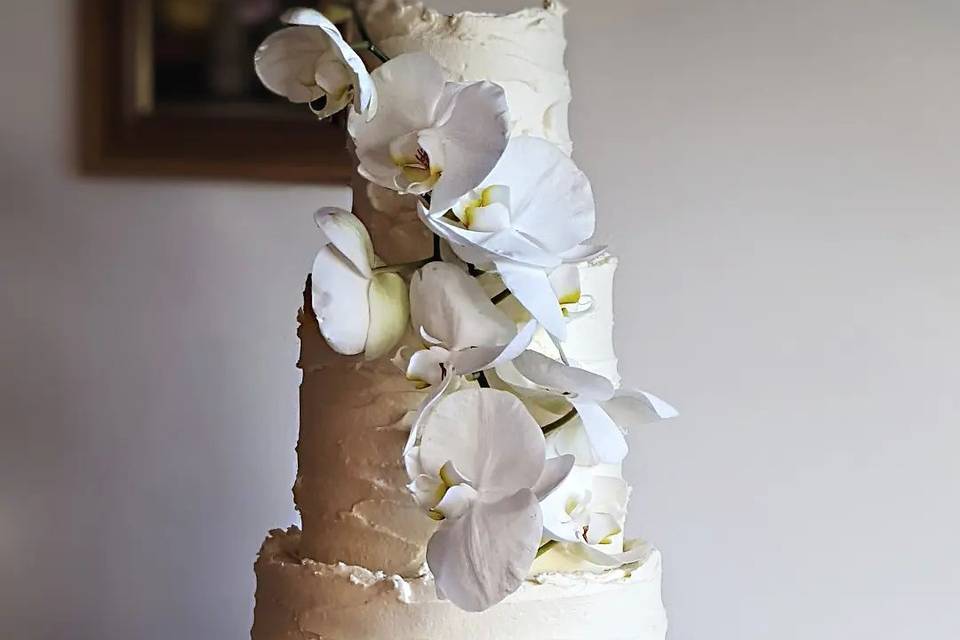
[395, 146, 441, 186]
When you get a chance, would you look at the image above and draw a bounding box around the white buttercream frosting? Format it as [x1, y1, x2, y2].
[253, 528, 667, 640]
[360, 0, 573, 154]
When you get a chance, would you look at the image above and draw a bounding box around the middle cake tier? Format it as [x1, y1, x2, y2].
[295, 309, 435, 576]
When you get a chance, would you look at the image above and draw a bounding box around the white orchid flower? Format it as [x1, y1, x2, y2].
[511, 351, 677, 464]
[420, 136, 601, 340]
[311, 207, 408, 360]
[406, 387, 574, 611]
[254, 8, 376, 119]
[537, 464, 652, 567]
[402, 262, 538, 452]
[347, 52, 510, 212]
[549, 263, 593, 317]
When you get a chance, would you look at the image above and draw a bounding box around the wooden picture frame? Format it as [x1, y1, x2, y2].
[77, 0, 352, 184]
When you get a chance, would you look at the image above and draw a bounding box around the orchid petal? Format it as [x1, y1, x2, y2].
[559, 244, 607, 263]
[448, 319, 538, 375]
[365, 272, 409, 360]
[476, 136, 595, 254]
[418, 388, 545, 500]
[409, 262, 515, 351]
[403, 371, 454, 455]
[571, 399, 629, 464]
[496, 261, 567, 340]
[406, 346, 450, 388]
[255, 26, 329, 103]
[434, 483, 478, 520]
[604, 390, 679, 427]
[570, 538, 655, 568]
[426, 489, 542, 612]
[531, 454, 575, 501]
[513, 350, 615, 402]
[549, 264, 582, 306]
[314, 208, 374, 277]
[311, 246, 369, 355]
[427, 81, 510, 215]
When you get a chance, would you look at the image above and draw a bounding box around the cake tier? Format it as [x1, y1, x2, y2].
[252, 528, 667, 640]
[360, 0, 573, 154]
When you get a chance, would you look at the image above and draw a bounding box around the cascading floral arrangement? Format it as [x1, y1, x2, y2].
[255, 6, 677, 613]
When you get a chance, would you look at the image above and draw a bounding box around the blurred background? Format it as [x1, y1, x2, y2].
[2, 0, 958, 638]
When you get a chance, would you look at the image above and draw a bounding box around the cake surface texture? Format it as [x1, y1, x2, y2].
[251, 1, 670, 638]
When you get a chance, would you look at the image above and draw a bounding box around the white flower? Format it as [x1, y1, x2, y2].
[406, 387, 574, 611]
[511, 351, 678, 464]
[540, 465, 656, 568]
[254, 8, 376, 119]
[311, 207, 408, 359]
[420, 136, 601, 339]
[347, 52, 510, 213]
[401, 262, 538, 451]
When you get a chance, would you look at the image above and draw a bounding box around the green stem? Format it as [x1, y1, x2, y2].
[477, 371, 491, 388]
[351, 3, 390, 63]
[490, 288, 512, 305]
[541, 408, 578, 435]
[536, 540, 559, 558]
[373, 257, 432, 275]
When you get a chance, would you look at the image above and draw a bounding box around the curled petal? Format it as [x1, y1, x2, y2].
[570, 538, 655, 568]
[426, 489, 542, 611]
[604, 390, 679, 427]
[434, 483, 478, 520]
[311, 245, 369, 355]
[314, 208, 374, 277]
[406, 346, 451, 388]
[571, 399, 628, 464]
[365, 272, 409, 360]
[497, 261, 567, 340]
[449, 318, 538, 375]
[531, 454, 575, 501]
[513, 350, 615, 402]
[410, 262, 515, 351]
[427, 81, 510, 215]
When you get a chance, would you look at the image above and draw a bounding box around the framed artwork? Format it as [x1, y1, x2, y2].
[78, 0, 353, 183]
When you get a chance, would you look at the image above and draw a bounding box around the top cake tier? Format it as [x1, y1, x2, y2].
[360, 0, 573, 154]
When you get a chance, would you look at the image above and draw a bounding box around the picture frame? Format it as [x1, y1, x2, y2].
[77, 0, 353, 184]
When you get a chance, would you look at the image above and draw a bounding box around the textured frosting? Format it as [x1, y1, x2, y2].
[253, 528, 667, 640]
[360, 0, 573, 154]
[295, 306, 435, 575]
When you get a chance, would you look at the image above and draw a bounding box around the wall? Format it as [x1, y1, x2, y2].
[1, 1, 958, 639]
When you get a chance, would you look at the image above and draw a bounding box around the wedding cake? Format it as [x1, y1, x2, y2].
[250, 2, 675, 638]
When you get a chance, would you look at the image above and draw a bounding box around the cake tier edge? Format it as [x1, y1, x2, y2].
[252, 527, 667, 640]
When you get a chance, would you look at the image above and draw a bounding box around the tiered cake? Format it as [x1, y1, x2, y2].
[251, 2, 671, 638]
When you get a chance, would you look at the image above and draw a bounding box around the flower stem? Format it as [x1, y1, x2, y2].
[351, 2, 390, 63]
[541, 408, 577, 435]
[373, 257, 432, 275]
[490, 288, 512, 305]
[536, 540, 558, 558]
[477, 371, 491, 388]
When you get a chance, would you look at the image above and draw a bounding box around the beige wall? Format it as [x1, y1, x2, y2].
[2, 1, 959, 638]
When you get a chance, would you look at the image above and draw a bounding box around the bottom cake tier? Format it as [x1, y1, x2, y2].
[252, 528, 667, 640]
